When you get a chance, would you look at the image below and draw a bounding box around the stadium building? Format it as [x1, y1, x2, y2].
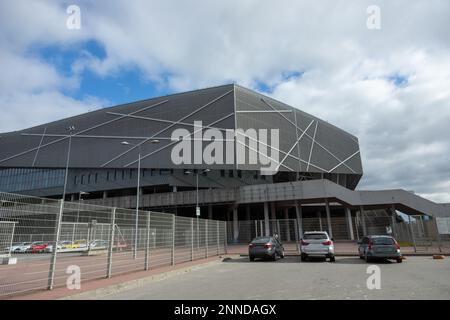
[0, 84, 448, 242]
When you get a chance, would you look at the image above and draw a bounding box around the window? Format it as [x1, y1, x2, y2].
[160, 169, 171, 175]
[237, 170, 242, 178]
[229, 170, 234, 177]
[95, 173, 98, 183]
[106, 171, 110, 181]
[74, 176, 78, 185]
[220, 170, 225, 177]
[88, 174, 91, 184]
[81, 175, 85, 185]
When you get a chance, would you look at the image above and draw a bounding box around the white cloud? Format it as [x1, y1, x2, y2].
[0, 0, 449, 201]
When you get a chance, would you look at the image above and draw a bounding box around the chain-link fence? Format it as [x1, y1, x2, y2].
[0, 192, 227, 298]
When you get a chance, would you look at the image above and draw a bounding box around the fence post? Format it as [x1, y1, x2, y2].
[47, 200, 64, 290]
[224, 221, 228, 254]
[171, 215, 175, 266]
[205, 219, 208, 258]
[191, 219, 194, 261]
[217, 220, 220, 255]
[106, 207, 116, 278]
[145, 211, 151, 270]
[408, 215, 417, 253]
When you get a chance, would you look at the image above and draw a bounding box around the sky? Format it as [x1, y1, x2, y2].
[0, 0, 449, 202]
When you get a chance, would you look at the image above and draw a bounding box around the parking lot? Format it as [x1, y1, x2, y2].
[95, 256, 450, 300]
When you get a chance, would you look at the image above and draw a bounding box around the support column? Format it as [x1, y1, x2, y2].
[295, 202, 303, 239]
[271, 202, 276, 235]
[208, 205, 213, 220]
[317, 211, 323, 231]
[284, 207, 291, 241]
[270, 202, 276, 220]
[233, 207, 239, 242]
[345, 208, 354, 240]
[264, 202, 270, 236]
[103, 191, 108, 199]
[325, 200, 333, 239]
[390, 205, 397, 238]
[360, 206, 367, 236]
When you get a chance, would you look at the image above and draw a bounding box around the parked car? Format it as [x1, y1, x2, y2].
[89, 240, 108, 249]
[45, 241, 70, 253]
[6, 242, 32, 253]
[114, 241, 127, 251]
[64, 240, 87, 249]
[248, 236, 285, 261]
[300, 231, 335, 262]
[358, 235, 403, 263]
[28, 241, 48, 253]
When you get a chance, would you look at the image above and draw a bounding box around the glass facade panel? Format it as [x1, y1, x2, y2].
[0, 168, 65, 192]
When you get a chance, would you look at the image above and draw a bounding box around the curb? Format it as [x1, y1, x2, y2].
[61, 255, 239, 300]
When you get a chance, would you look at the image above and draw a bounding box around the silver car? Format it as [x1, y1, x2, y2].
[300, 231, 335, 262]
[358, 235, 402, 263]
[6, 242, 31, 253]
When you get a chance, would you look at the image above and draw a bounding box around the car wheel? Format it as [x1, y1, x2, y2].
[249, 256, 255, 262]
[329, 255, 336, 262]
[396, 257, 403, 263]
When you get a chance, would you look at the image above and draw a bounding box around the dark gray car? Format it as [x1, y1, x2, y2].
[248, 236, 285, 261]
[358, 235, 403, 263]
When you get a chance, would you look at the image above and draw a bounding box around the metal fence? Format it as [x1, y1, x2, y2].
[226, 210, 450, 254]
[0, 192, 227, 298]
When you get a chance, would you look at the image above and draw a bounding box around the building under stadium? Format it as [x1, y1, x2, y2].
[0, 84, 449, 242]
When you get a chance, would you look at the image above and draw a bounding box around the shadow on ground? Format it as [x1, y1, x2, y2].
[224, 256, 396, 265]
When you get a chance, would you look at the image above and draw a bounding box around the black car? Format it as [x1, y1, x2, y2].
[248, 236, 285, 261]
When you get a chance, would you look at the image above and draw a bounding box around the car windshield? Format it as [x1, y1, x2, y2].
[372, 237, 395, 245]
[251, 237, 271, 244]
[303, 233, 328, 240]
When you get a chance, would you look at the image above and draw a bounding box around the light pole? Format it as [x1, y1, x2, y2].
[48, 125, 75, 290]
[62, 126, 76, 201]
[185, 169, 210, 250]
[121, 140, 160, 259]
[74, 191, 89, 242]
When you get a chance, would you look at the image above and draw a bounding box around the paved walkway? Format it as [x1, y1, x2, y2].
[94, 256, 450, 300]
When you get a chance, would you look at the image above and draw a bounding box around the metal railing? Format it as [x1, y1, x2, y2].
[226, 212, 449, 254]
[0, 192, 227, 298]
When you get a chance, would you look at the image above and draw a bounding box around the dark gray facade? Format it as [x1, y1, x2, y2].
[0, 84, 447, 233]
[0, 84, 362, 197]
